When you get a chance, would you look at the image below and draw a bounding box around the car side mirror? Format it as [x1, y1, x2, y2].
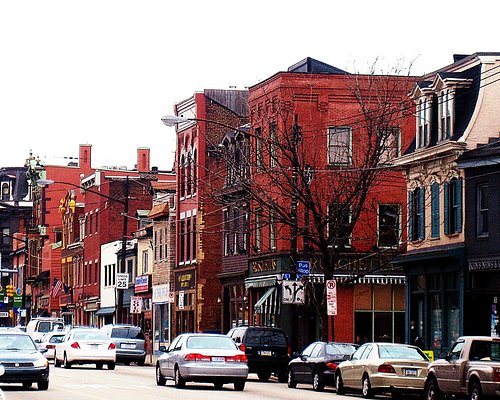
[34, 339, 41, 343]
[39, 348, 48, 354]
[292, 352, 300, 358]
[343, 354, 351, 361]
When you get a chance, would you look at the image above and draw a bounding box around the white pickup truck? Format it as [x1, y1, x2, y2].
[424, 336, 500, 400]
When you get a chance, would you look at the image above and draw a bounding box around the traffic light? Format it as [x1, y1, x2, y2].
[5, 285, 14, 297]
[9, 309, 13, 318]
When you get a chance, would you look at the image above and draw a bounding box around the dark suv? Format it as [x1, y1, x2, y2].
[101, 324, 146, 365]
[227, 326, 290, 382]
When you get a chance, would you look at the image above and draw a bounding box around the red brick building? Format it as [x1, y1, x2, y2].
[171, 89, 248, 335]
[246, 58, 416, 349]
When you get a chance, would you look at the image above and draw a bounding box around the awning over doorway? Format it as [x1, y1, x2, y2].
[95, 307, 115, 316]
[254, 287, 278, 315]
[245, 275, 278, 289]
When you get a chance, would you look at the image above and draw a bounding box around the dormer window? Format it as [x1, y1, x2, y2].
[417, 99, 429, 148]
[440, 90, 452, 140]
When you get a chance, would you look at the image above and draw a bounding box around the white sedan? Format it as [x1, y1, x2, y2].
[37, 331, 66, 360]
[54, 328, 116, 369]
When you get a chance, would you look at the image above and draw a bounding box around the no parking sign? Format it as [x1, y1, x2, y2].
[326, 280, 337, 316]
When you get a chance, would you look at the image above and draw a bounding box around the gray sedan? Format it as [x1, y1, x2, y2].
[156, 333, 248, 390]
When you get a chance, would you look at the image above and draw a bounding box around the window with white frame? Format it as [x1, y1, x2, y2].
[378, 204, 401, 248]
[255, 208, 262, 252]
[328, 127, 352, 165]
[476, 183, 489, 237]
[379, 127, 401, 164]
[255, 127, 263, 168]
[418, 99, 429, 148]
[269, 122, 278, 168]
[233, 208, 239, 254]
[142, 250, 149, 274]
[440, 90, 451, 140]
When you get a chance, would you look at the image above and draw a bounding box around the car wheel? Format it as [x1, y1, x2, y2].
[362, 374, 373, 399]
[63, 353, 72, 369]
[174, 366, 186, 388]
[335, 371, 345, 395]
[287, 369, 297, 389]
[469, 381, 482, 400]
[22, 382, 32, 389]
[425, 377, 442, 400]
[391, 389, 401, 399]
[37, 380, 49, 391]
[234, 380, 245, 391]
[108, 362, 115, 370]
[257, 371, 272, 382]
[96, 362, 103, 370]
[313, 371, 325, 391]
[214, 381, 224, 390]
[124, 361, 131, 366]
[54, 357, 61, 367]
[138, 358, 146, 366]
[156, 364, 166, 386]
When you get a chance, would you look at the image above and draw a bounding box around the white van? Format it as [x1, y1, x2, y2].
[26, 317, 65, 342]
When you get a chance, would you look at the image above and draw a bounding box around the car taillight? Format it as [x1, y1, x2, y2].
[494, 367, 500, 382]
[184, 353, 211, 362]
[226, 354, 248, 363]
[70, 342, 80, 349]
[108, 343, 116, 350]
[378, 364, 396, 374]
[46, 344, 55, 349]
[239, 343, 246, 353]
[326, 362, 338, 370]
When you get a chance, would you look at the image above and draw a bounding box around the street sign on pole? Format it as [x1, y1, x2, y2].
[282, 281, 305, 304]
[116, 273, 129, 289]
[296, 261, 310, 279]
[326, 280, 337, 316]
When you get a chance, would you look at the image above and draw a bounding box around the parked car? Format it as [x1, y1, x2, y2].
[227, 326, 290, 382]
[425, 336, 500, 400]
[287, 341, 358, 391]
[0, 327, 49, 390]
[155, 333, 248, 390]
[101, 324, 146, 365]
[335, 342, 429, 398]
[26, 317, 65, 342]
[36, 331, 66, 360]
[54, 328, 116, 369]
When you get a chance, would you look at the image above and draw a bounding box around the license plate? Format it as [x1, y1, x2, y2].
[405, 368, 417, 377]
[212, 356, 225, 362]
[259, 350, 272, 356]
[121, 343, 135, 349]
[91, 344, 99, 350]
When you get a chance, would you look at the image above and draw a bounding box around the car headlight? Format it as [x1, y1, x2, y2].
[33, 358, 49, 368]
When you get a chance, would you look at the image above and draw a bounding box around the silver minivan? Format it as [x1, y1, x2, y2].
[101, 324, 146, 365]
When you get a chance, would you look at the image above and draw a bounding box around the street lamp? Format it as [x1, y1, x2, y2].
[36, 178, 130, 323]
[161, 115, 249, 135]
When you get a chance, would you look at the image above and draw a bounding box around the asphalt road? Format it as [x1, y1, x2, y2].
[0, 363, 398, 400]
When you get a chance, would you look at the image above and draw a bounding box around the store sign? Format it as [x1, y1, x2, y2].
[175, 271, 195, 291]
[152, 284, 170, 303]
[135, 275, 150, 293]
[130, 296, 143, 314]
[469, 258, 500, 272]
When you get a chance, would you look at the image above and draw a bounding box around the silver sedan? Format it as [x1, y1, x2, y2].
[156, 333, 248, 390]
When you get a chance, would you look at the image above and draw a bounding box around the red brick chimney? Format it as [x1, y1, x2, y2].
[137, 147, 150, 173]
[79, 144, 92, 173]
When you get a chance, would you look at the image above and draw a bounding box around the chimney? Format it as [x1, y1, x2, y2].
[137, 147, 150, 173]
[79, 144, 92, 173]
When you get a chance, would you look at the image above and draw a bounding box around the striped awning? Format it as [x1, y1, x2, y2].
[254, 287, 280, 315]
[303, 274, 406, 285]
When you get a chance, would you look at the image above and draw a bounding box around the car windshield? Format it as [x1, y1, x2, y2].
[470, 341, 500, 361]
[326, 343, 357, 356]
[111, 327, 145, 340]
[187, 336, 237, 350]
[245, 329, 287, 346]
[0, 334, 37, 351]
[378, 345, 427, 361]
[73, 331, 109, 341]
[49, 335, 65, 343]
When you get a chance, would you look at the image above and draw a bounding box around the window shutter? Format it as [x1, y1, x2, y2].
[444, 182, 449, 235]
[418, 188, 425, 240]
[408, 191, 413, 241]
[431, 183, 440, 238]
[456, 178, 462, 233]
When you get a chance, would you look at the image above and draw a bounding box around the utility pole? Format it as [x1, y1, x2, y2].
[117, 176, 129, 323]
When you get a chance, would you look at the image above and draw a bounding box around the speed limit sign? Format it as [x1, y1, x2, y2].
[116, 273, 129, 289]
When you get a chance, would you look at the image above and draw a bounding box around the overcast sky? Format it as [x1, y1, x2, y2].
[0, 1, 497, 172]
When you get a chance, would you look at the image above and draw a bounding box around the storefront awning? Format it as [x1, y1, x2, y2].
[245, 276, 278, 289]
[95, 307, 115, 316]
[254, 287, 279, 315]
[304, 274, 406, 285]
